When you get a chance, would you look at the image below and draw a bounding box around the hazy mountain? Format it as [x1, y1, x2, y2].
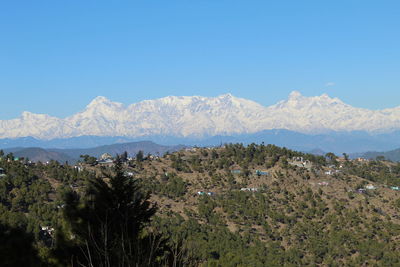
[1, 92, 400, 140]
[2, 141, 185, 163]
[2, 130, 400, 154]
[194, 130, 400, 154]
[360, 148, 400, 162]
[3, 147, 75, 163]
[49, 141, 185, 159]
[0, 136, 138, 149]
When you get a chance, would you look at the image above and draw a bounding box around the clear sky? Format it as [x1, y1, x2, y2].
[1, 1, 399, 119]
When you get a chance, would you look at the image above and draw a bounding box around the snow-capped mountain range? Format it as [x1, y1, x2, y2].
[1, 91, 400, 140]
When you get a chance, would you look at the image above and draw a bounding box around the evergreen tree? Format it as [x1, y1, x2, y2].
[136, 150, 144, 162]
[58, 156, 167, 267]
[121, 151, 129, 162]
[0, 223, 43, 267]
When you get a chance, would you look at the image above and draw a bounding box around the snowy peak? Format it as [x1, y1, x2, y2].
[274, 91, 347, 110]
[87, 96, 112, 106]
[217, 93, 234, 101]
[78, 96, 125, 120]
[20, 111, 59, 122]
[0, 92, 400, 139]
[288, 90, 303, 100]
[85, 96, 124, 110]
[21, 111, 41, 120]
[313, 93, 345, 106]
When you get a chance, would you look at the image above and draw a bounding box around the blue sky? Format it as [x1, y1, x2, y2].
[1, 1, 399, 119]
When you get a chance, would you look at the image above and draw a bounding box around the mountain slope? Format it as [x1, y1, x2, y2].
[1, 92, 400, 139]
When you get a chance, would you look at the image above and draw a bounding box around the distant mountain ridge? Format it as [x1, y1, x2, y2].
[5, 147, 75, 163]
[1, 92, 400, 140]
[3, 130, 400, 155]
[360, 148, 400, 162]
[2, 141, 185, 163]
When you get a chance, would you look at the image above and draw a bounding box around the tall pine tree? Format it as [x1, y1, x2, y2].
[58, 156, 168, 267]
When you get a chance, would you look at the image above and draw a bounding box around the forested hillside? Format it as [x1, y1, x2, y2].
[1, 144, 400, 266]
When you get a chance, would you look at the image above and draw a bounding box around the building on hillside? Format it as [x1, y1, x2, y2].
[325, 169, 341, 175]
[197, 191, 215, 196]
[365, 184, 376, 190]
[124, 171, 135, 177]
[74, 165, 84, 172]
[148, 155, 160, 160]
[240, 187, 258, 192]
[357, 188, 366, 194]
[255, 170, 269, 176]
[97, 158, 114, 167]
[40, 226, 54, 237]
[100, 153, 113, 161]
[289, 157, 312, 170]
[24, 160, 34, 167]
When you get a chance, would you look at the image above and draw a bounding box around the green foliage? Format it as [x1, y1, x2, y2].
[1, 144, 400, 266]
[136, 150, 144, 162]
[0, 223, 43, 266]
[170, 154, 191, 172]
[57, 157, 167, 266]
[157, 173, 187, 199]
[80, 154, 97, 165]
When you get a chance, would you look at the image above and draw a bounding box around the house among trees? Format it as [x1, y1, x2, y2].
[100, 153, 113, 161]
[325, 169, 340, 175]
[240, 187, 258, 192]
[365, 184, 376, 190]
[197, 191, 215, 196]
[97, 158, 114, 166]
[124, 171, 135, 177]
[289, 157, 312, 170]
[0, 168, 5, 177]
[357, 188, 366, 194]
[40, 226, 54, 236]
[148, 154, 160, 160]
[255, 170, 269, 176]
[97, 153, 114, 166]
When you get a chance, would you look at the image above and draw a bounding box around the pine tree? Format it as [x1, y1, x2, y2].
[0, 223, 43, 267]
[58, 156, 167, 267]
